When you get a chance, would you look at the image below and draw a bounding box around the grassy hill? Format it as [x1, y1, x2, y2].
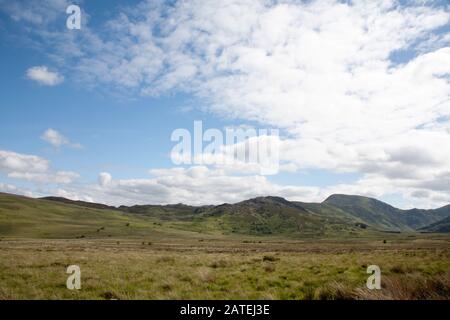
[40, 196, 116, 210]
[1, 192, 449, 239]
[115, 196, 368, 237]
[0, 193, 369, 238]
[197, 196, 364, 236]
[419, 215, 450, 233]
[323, 194, 450, 231]
[0, 193, 163, 239]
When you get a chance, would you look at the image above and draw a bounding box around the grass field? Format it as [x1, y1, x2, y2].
[1, 193, 449, 300]
[1, 234, 449, 300]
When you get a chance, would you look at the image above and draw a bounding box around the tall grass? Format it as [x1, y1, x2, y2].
[317, 271, 450, 300]
[0, 238, 449, 299]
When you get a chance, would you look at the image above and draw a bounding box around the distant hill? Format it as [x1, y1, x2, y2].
[419, 215, 450, 233]
[1, 192, 449, 239]
[323, 194, 450, 231]
[0, 192, 159, 239]
[40, 196, 116, 211]
[198, 196, 360, 235]
[42, 193, 450, 234]
[116, 196, 364, 236]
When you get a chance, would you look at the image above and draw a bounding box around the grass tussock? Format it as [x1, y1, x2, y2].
[198, 268, 216, 283]
[0, 238, 449, 299]
[264, 263, 276, 273]
[209, 260, 228, 268]
[263, 255, 278, 262]
[317, 271, 450, 300]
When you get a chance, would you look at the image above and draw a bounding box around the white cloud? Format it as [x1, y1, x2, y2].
[0, 150, 49, 173]
[0, 150, 78, 184]
[54, 188, 94, 202]
[41, 128, 82, 148]
[3, 0, 450, 207]
[7, 171, 79, 184]
[60, 167, 319, 206]
[98, 172, 112, 187]
[26, 66, 64, 86]
[0, 182, 35, 198]
[20, 164, 450, 208]
[0, 0, 72, 25]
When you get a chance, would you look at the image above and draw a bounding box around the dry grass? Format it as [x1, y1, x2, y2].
[356, 271, 450, 300]
[316, 271, 450, 300]
[0, 237, 449, 299]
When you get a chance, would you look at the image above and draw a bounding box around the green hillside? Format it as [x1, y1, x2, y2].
[0, 193, 160, 239]
[1, 192, 449, 239]
[323, 194, 450, 231]
[197, 196, 364, 236]
[0, 193, 368, 238]
[420, 216, 450, 233]
[117, 196, 368, 237]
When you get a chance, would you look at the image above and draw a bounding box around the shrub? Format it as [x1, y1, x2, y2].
[101, 291, 120, 300]
[156, 256, 175, 263]
[161, 283, 172, 291]
[390, 265, 406, 274]
[263, 255, 277, 262]
[209, 260, 228, 268]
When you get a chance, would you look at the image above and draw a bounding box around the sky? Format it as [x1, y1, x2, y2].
[0, 0, 449, 208]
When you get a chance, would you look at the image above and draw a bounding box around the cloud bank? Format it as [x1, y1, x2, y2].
[2, 0, 450, 208]
[0, 150, 78, 184]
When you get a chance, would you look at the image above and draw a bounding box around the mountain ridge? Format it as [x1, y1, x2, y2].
[419, 215, 450, 233]
[39, 193, 450, 233]
[0, 192, 448, 239]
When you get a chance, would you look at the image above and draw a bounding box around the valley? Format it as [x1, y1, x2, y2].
[0, 192, 449, 299]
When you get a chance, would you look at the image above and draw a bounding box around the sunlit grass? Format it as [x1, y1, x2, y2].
[0, 237, 449, 299]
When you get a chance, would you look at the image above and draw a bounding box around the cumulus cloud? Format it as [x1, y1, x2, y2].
[58, 167, 319, 206]
[26, 66, 64, 86]
[47, 164, 448, 208]
[54, 188, 94, 202]
[3, 0, 450, 207]
[7, 171, 79, 184]
[98, 172, 112, 187]
[41, 129, 82, 148]
[0, 0, 72, 25]
[0, 182, 35, 198]
[0, 150, 78, 184]
[0, 150, 49, 173]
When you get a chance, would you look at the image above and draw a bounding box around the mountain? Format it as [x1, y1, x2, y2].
[323, 194, 450, 231]
[117, 196, 365, 236]
[400, 206, 450, 229]
[419, 215, 450, 233]
[198, 196, 360, 235]
[1, 192, 450, 239]
[0, 192, 158, 238]
[40, 193, 450, 234]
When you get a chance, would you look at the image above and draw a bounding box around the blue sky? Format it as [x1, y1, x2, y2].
[0, 0, 449, 208]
